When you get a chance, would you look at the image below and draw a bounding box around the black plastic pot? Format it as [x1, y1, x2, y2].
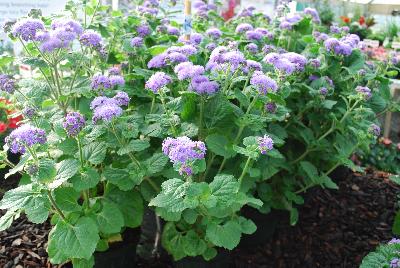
[174, 250, 231, 268]
[94, 227, 141, 268]
[238, 206, 285, 248]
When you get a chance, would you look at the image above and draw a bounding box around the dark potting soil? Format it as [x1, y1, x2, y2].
[0, 169, 398, 268]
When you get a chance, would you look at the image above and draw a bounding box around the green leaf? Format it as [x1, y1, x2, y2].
[70, 168, 100, 191]
[322, 100, 337, 109]
[161, 222, 186, 260]
[104, 186, 143, 228]
[83, 142, 107, 165]
[290, 208, 299, 225]
[103, 166, 143, 191]
[52, 159, 80, 188]
[389, 175, 400, 185]
[72, 257, 95, 268]
[48, 216, 99, 260]
[58, 139, 78, 155]
[24, 194, 50, 224]
[300, 161, 320, 184]
[182, 209, 198, 224]
[54, 187, 81, 212]
[238, 217, 257, 235]
[32, 158, 57, 183]
[393, 211, 400, 235]
[202, 247, 217, 261]
[148, 45, 168, 56]
[205, 134, 235, 158]
[209, 174, 239, 206]
[21, 57, 48, 68]
[206, 220, 242, 250]
[0, 184, 43, 212]
[0, 210, 20, 231]
[95, 199, 124, 234]
[182, 230, 207, 257]
[145, 153, 168, 175]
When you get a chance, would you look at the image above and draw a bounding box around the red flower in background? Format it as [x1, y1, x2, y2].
[359, 16, 365, 25]
[0, 98, 22, 132]
[0, 122, 8, 133]
[340, 16, 351, 24]
[8, 115, 22, 129]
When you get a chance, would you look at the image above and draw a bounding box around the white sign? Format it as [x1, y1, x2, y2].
[392, 42, 400, 49]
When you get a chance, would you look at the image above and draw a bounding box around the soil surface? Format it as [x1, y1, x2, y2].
[0, 169, 399, 268]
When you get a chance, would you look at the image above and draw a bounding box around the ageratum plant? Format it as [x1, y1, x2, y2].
[0, 0, 395, 266]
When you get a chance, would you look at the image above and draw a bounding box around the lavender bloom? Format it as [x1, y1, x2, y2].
[23, 107, 36, 119]
[250, 72, 278, 94]
[109, 75, 125, 87]
[255, 27, 269, 35]
[309, 75, 319, 81]
[324, 38, 353, 56]
[358, 69, 366, 76]
[90, 96, 117, 110]
[279, 21, 292, 30]
[167, 26, 180, 36]
[167, 52, 188, 64]
[91, 74, 111, 91]
[12, 18, 45, 41]
[320, 87, 328, 96]
[113, 91, 130, 106]
[189, 75, 219, 94]
[130, 37, 143, 47]
[236, 23, 253, 33]
[391, 258, 400, 268]
[388, 238, 400, 244]
[330, 25, 341, 34]
[304, 7, 320, 23]
[80, 30, 102, 49]
[369, 124, 381, 136]
[265, 102, 277, 113]
[264, 53, 280, 64]
[40, 36, 64, 53]
[262, 45, 275, 54]
[190, 33, 203, 45]
[356, 86, 372, 100]
[174, 62, 205, 80]
[206, 43, 217, 51]
[206, 28, 222, 39]
[0, 75, 15, 93]
[51, 19, 83, 35]
[63, 112, 85, 137]
[245, 60, 262, 72]
[148, 53, 168, 69]
[325, 77, 334, 87]
[108, 67, 121, 76]
[245, 43, 258, 54]
[222, 51, 245, 67]
[92, 104, 123, 123]
[282, 52, 307, 71]
[162, 136, 206, 176]
[176, 45, 198, 56]
[246, 30, 263, 41]
[257, 135, 274, 154]
[309, 58, 321, 68]
[5, 125, 46, 154]
[137, 24, 151, 37]
[145, 72, 172, 93]
[274, 58, 295, 75]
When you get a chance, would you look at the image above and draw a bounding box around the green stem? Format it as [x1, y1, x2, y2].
[26, 147, 39, 164]
[202, 153, 216, 181]
[238, 156, 252, 190]
[77, 136, 84, 169]
[198, 96, 205, 140]
[150, 95, 156, 114]
[47, 190, 67, 221]
[144, 177, 160, 192]
[159, 93, 177, 136]
[110, 122, 141, 167]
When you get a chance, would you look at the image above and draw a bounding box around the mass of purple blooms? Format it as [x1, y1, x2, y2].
[63, 112, 86, 137]
[189, 75, 219, 95]
[206, 28, 222, 39]
[131, 37, 144, 47]
[369, 124, 381, 136]
[265, 102, 277, 113]
[303, 7, 321, 23]
[79, 30, 103, 49]
[174, 62, 205, 80]
[236, 23, 254, 33]
[22, 107, 36, 119]
[250, 71, 278, 94]
[162, 136, 206, 176]
[264, 52, 306, 75]
[90, 93, 128, 123]
[356, 86, 372, 100]
[391, 258, 400, 268]
[257, 135, 274, 154]
[0, 75, 15, 93]
[145, 72, 172, 93]
[12, 18, 45, 41]
[137, 23, 151, 37]
[113, 91, 130, 106]
[5, 125, 46, 154]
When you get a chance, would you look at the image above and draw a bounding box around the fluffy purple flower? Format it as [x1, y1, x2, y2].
[324, 38, 353, 56]
[369, 124, 380, 136]
[63, 112, 85, 137]
[309, 58, 321, 68]
[5, 125, 46, 154]
[162, 136, 206, 176]
[167, 52, 188, 64]
[51, 19, 83, 35]
[245, 60, 262, 72]
[279, 21, 292, 30]
[80, 30, 102, 49]
[206, 43, 217, 51]
[91, 74, 111, 91]
[206, 28, 222, 39]
[236, 23, 253, 33]
[108, 67, 121, 76]
[325, 77, 334, 87]
[262, 45, 275, 54]
[12, 18, 45, 41]
[222, 51, 245, 67]
[255, 27, 269, 35]
[265, 102, 277, 113]
[257, 135, 274, 154]
[388, 238, 400, 245]
[282, 52, 307, 71]
[174, 62, 204, 80]
[23, 107, 36, 119]
[190, 33, 203, 45]
[92, 104, 123, 123]
[358, 69, 366, 76]
[320, 87, 328, 96]
[246, 30, 263, 41]
[189, 75, 219, 94]
[250, 72, 278, 94]
[264, 52, 280, 64]
[148, 53, 168, 69]
[131, 37, 143, 47]
[304, 7, 320, 23]
[309, 74, 319, 81]
[113, 91, 130, 106]
[330, 25, 341, 34]
[145, 72, 172, 93]
[356, 86, 372, 100]
[0, 75, 15, 93]
[90, 96, 117, 110]
[274, 58, 296, 75]
[390, 258, 400, 268]
[109, 75, 125, 87]
[137, 24, 151, 37]
[167, 26, 180, 36]
[342, 26, 350, 33]
[245, 43, 258, 54]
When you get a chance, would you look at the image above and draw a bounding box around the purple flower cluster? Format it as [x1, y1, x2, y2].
[391, 258, 400, 268]
[90, 92, 128, 123]
[206, 47, 246, 73]
[148, 45, 198, 69]
[265, 102, 277, 113]
[189, 75, 219, 95]
[148, 53, 168, 69]
[264, 52, 307, 74]
[308, 58, 321, 68]
[130, 37, 144, 47]
[250, 71, 278, 94]
[356, 86, 372, 100]
[5, 124, 46, 154]
[324, 38, 352, 56]
[167, 26, 180, 36]
[63, 112, 86, 137]
[108, 67, 121, 75]
[80, 30, 103, 50]
[262, 44, 275, 54]
[193, 0, 217, 18]
[280, 14, 302, 30]
[257, 135, 274, 154]
[243, 60, 262, 74]
[137, 23, 151, 37]
[236, 23, 253, 33]
[246, 30, 263, 41]
[304, 7, 321, 23]
[174, 62, 205, 80]
[162, 136, 206, 176]
[12, 18, 45, 41]
[319, 87, 328, 96]
[0, 75, 15, 93]
[369, 124, 381, 136]
[23, 107, 36, 119]
[137, 0, 159, 16]
[145, 72, 172, 93]
[167, 52, 188, 64]
[206, 28, 222, 39]
[91, 73, 125, 92]
[313, 31, 329, 42]
[388, 238, 400, 244]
